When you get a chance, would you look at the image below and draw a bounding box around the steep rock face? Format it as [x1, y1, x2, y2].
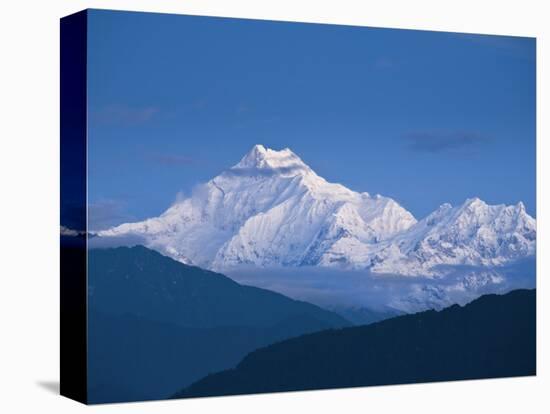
[98, 145, 535, 276]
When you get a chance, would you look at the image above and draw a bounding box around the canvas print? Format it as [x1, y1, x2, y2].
[60, 9, 536, 405]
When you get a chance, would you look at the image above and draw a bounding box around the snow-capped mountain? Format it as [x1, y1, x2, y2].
[98, 145, 536, 277]
[368, 198, 536, 276]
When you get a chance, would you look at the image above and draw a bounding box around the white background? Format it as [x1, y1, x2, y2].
[0, 0, 547, 413]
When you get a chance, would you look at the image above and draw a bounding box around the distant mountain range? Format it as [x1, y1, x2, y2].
[97, 145, 536, 277]
[175, 289, 536, 399]
[87, 246, 348, 403]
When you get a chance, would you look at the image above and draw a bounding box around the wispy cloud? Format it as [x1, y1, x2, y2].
[226, 260, 535, 313]
[88, 199, 135, 231]
[403, 130, 490, 154]
[374, 57, 397, 69]
[190, 98, 208, 110]
[60, 225, 86, 237]
[148, 154, 200, 166]
[91, 104, 159, 126]
[236, 103, 252, 115]
[88, 233, 147, 249]
[145, 151, 213, 168]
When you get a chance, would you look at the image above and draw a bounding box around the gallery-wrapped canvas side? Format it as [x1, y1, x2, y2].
[60, 9, 88, 404]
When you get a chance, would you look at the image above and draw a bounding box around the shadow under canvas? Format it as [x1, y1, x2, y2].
[36, 381, 60, 395]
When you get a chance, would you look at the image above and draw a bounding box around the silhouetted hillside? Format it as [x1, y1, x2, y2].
[89, 246, 347, 328]
[176, 289, 536, 398]
[331, 305, 403, 325]
[87, 246, 349, 403]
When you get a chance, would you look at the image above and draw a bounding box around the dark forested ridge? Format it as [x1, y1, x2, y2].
[89, 246, 348, 329]
[176, 289, 536, 399]
[87, 246, 349, 403]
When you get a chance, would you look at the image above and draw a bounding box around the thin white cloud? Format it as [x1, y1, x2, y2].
[91, 104, 159, 126]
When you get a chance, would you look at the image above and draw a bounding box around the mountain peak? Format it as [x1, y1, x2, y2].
[464, 197, 485, 207]
[233, 145, 309, 173]
[424, 202, 453, 222]
[516, 201, 526, 212]
[459, 197, 490, 214]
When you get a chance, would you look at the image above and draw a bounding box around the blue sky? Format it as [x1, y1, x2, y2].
[87, 9, 536, 229]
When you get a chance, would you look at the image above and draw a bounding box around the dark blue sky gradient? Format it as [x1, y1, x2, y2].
[87, 9, 536, 226]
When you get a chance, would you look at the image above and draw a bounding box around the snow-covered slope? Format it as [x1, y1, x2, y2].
[368, 198, 536, 276]
[98, 145, 536, 276]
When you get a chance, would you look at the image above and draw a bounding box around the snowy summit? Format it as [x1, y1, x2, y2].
[233, 144, 309, 171]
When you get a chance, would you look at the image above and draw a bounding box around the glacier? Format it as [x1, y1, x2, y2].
[97, 144, 536, 278]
